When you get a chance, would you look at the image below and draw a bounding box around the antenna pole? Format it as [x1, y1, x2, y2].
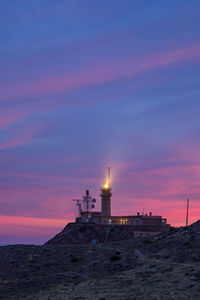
[108, 167, 111, 186]
[186, 198, 189, 226]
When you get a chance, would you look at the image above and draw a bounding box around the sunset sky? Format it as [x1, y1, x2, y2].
[1, 1, 200, 245]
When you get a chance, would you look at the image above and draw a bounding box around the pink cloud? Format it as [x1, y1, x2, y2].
[0, 136, 31, 151]
[0, 122, 45, 150]
[0, 215, 69, 228]
[0, 111, 27, 129]
[0, 43, 200, 102]
[0, 215, 73, 244]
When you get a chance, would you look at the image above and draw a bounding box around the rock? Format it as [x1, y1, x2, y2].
[110, 255, 121, 262]
[45, 223, 135, 245]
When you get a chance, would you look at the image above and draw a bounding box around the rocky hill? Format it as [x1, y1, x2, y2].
[0, 220, 200, 299]
[45, 222, 136, 245]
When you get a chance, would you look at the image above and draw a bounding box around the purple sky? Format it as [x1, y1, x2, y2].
[0, 1, 200, 245]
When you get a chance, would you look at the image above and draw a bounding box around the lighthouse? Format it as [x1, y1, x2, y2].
[74, 166, 170, 236]
[100, 167, 112, 217]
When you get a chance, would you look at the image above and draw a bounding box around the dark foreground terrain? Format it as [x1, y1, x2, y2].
[0, 220, 200, 299]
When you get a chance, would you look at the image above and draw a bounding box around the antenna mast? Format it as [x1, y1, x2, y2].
[186, 198, 189, 226]
[72, 190, 96, 217]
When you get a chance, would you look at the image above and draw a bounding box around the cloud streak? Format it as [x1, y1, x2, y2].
[0, 215, 69, 228]
[0, 122, 45, 150]
[1, 43, 200, 103]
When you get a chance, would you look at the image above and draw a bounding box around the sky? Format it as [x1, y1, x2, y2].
[0, 0, 200, 245]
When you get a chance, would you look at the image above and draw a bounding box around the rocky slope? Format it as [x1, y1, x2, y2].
[0, 220, 200, 299]
[45, 222, 136, 245]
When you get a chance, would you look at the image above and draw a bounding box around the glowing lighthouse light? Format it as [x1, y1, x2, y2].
[103, 181, 109, 189]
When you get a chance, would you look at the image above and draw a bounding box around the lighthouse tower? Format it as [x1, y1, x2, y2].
[100, 167, 112, 217]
